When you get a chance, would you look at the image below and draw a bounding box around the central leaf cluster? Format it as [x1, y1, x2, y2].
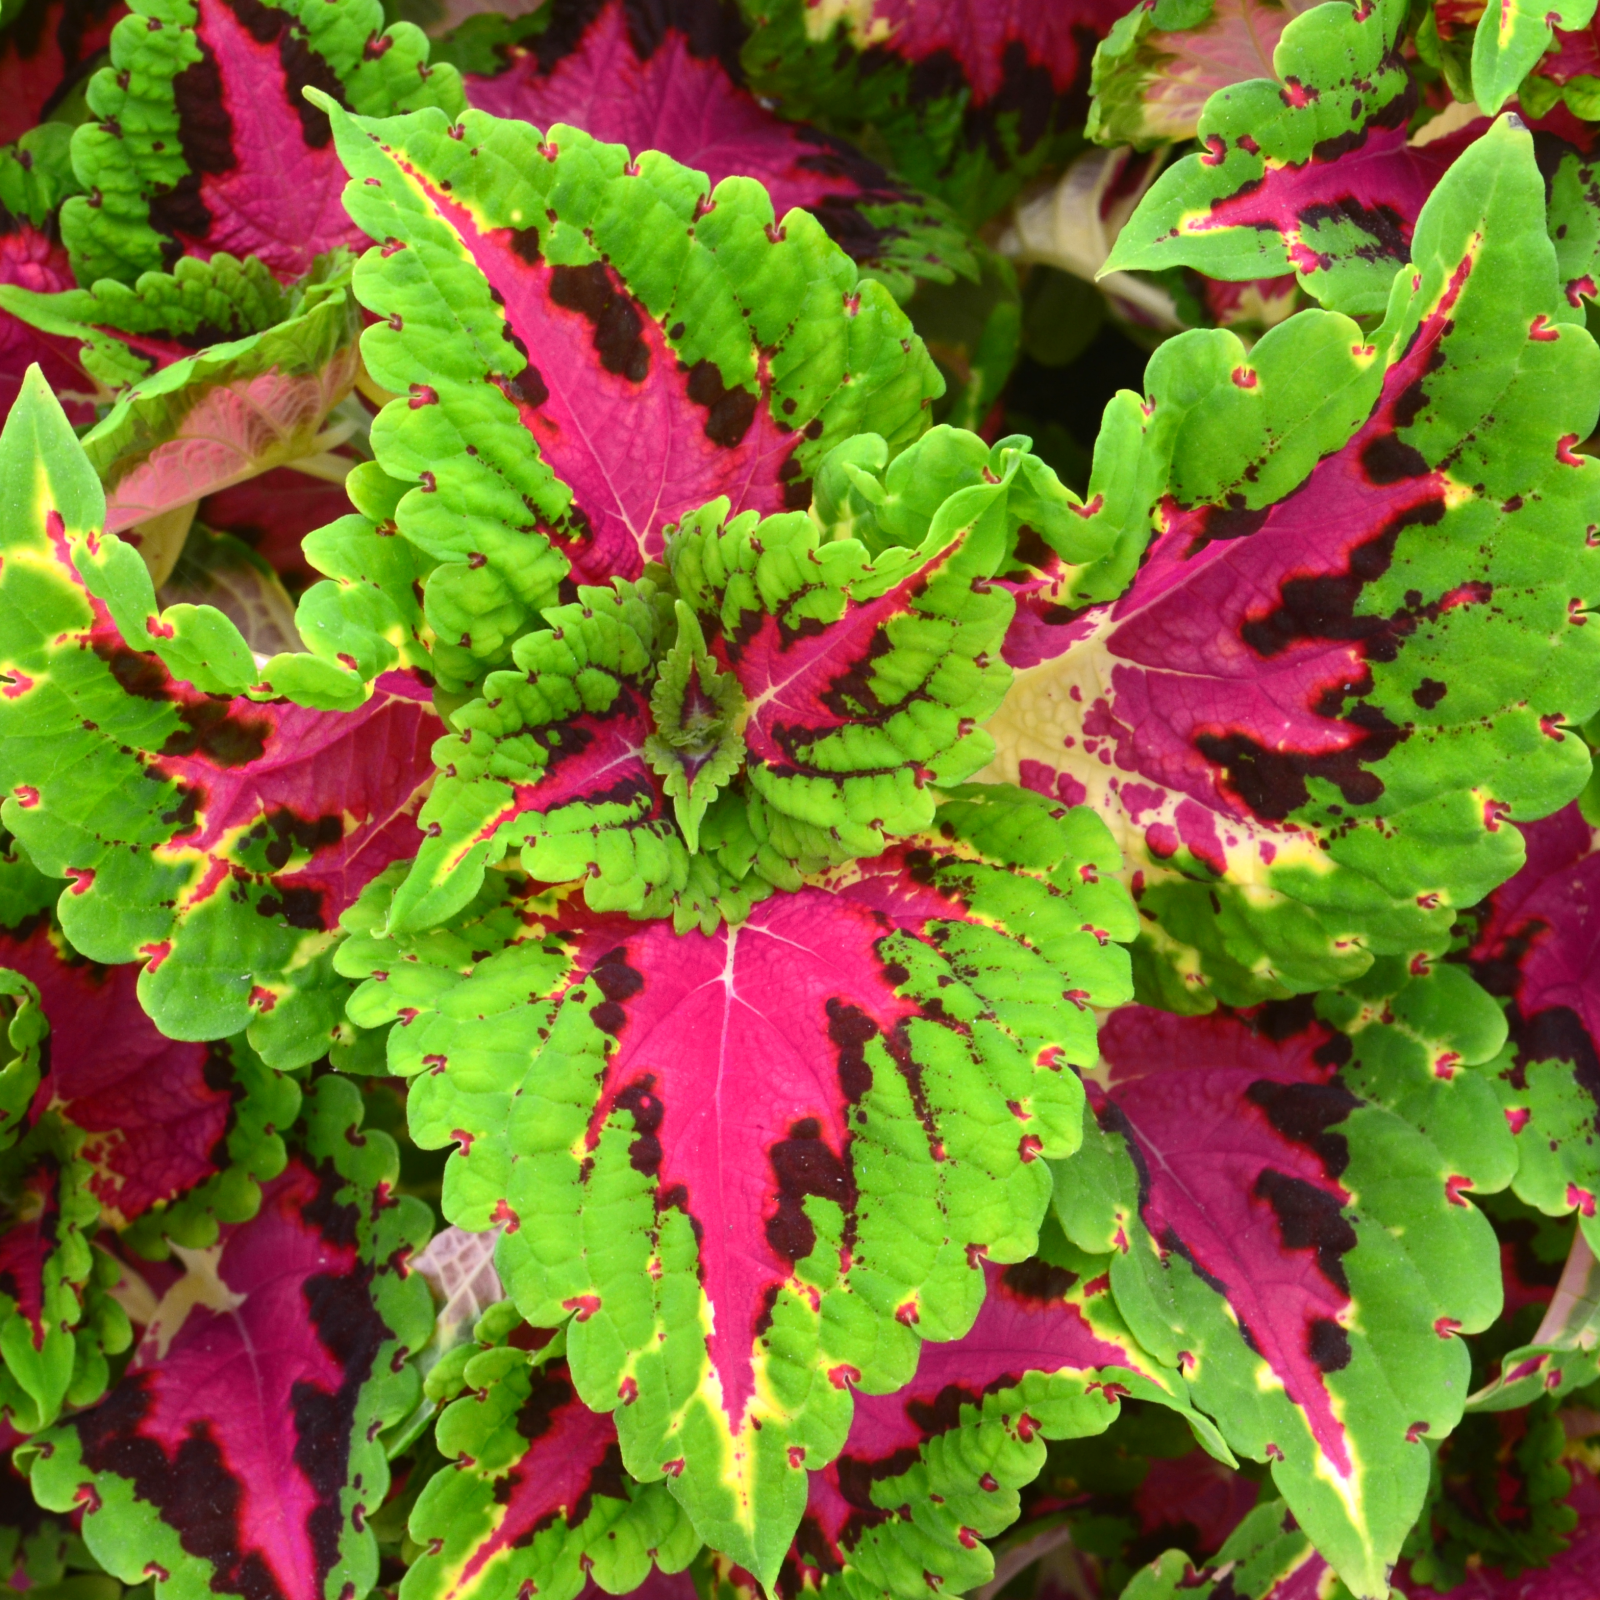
[389, 426, 1104, 934]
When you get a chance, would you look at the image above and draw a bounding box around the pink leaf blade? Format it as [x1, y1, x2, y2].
[461, 0, 973, 296]
[340, 792, 1133, 1582]
[27, 1079, 433, 1600]
[1061, 1000, 1506, 1597]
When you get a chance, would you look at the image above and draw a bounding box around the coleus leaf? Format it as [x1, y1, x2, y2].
[257, 460, 437, 711]
[0, 120, 81, 228]
[984, 115, 1600, 1009]
[738, 0, 1133, 225]
[1462, 802, 1600, 1251]
[0, 125, 96, 423]
[25, 1074, 434, 1600]
[0, 370, 441, 1063]
[321, 98, 943, 699]
[784, 1229, 1223, 1600]
[1120, 1497, 1334, 1600]
[0, 248, 308, 398]
[334, 783, 1137, 1582]
[0, 940, 48, 1150]
[1088, 0, 1316, 150]
[61, 0, 465, 287]
[410, 1222, 503, 1360]
[1050, 1001, 1505, 1599]
[404, 1337, 699, 1600]
[1310, 955, 1515, 1197]
[76, 450, 428, 714]
[72, 255, 363, 544]
[0, 0, 125, 145]
[996, 141, 1301, 340]
[1106, 7, 1600, 322]
[456, 0, 978, 306]
[1468, 0, 1598, 113]
[1102, 0, 1472, 317]
[389, 427, 1084, 933]
[0, 906, 300, 1252]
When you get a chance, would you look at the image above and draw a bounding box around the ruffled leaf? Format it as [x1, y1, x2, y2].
[335, 785, 1136, 1582]
[0, 371, 441, 1062]
[403, 1338, 698, 1600]
[323, 96, 943, 694]
[0, 1136, 103, 1432]
[785, 1231, 1219, 1600]
[393, 427, 1111, 933]
[26, 1075, 434, 1600]
[255, 461, 437, 710]
[0, 908, 299, 1249]
[61, 0, 465, 286]
[73, 256, 362, 543]
[457, 0, 976, 305]
[0, 248, 311, 398]
[387, 428, 1062, 928]
[984, 116, 1600, 1009]
[1051, 1001, 1505, 1598]
[0, 1425, 98, 1594]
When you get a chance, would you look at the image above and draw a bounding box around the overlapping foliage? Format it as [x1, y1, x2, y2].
[0, 2, 1598, 1600]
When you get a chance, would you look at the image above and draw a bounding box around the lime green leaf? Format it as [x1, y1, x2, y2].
[319, 95, 941, 694]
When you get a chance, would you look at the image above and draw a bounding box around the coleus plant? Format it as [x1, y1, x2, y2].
[0, 0, 1597, 1599]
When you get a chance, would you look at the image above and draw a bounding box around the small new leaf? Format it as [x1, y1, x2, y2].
[643, 602, 746, 854]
